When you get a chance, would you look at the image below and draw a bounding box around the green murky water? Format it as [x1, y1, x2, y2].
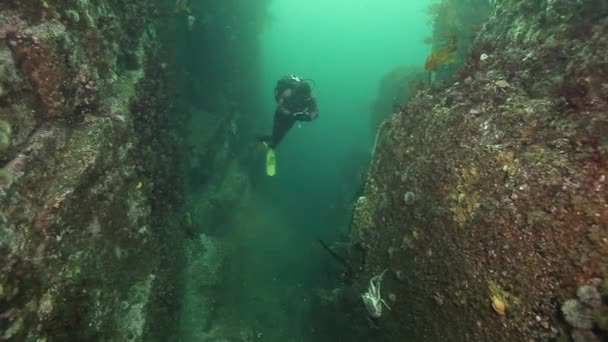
[178, 1, 434, 340]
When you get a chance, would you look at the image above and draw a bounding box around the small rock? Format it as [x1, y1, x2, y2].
[562, 299, 593, 329]
[571, 329, 601, 342]
[39, 291, 54, 317]
[403, 191, 415, 205]
[3, 317, 23, 339]
[577, 285, 602, 308]
[65, 10, 80, 23]
[495, 80, 511, 88]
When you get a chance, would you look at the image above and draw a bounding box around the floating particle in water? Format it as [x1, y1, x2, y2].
[187, 15, 196, 31]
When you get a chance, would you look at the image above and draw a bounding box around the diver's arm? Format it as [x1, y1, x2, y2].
[294, 97, 319, 121]
[307, 97, 319, 119]
[276, 104, 292, 117]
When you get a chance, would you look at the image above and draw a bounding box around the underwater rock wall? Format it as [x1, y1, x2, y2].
[370, 66, 426, 133]
[168, 1, 271, 340]
[0, 1, 185, 340]
[350, 0, 608, 340]
[172, 0, 271, 230]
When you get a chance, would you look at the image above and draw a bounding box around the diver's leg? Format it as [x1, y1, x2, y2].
[270, 119, 295, 148]
[258, 135, 273, 144]
[258, 111, 282, 147]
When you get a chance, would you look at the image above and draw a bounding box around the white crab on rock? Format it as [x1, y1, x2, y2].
[361, 269, 391, 318]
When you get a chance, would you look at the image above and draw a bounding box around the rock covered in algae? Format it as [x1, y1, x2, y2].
[347, 0, 608, 340]
[0, 1, 187, 341]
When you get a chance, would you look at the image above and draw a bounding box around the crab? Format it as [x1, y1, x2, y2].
[361, 269, 391, 318]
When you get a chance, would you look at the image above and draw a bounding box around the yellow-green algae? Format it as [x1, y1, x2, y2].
[450, 166, 481, 226]
[488, 279, 520, 313]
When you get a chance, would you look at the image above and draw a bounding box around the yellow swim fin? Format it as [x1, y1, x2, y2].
[265, 147, 276, 176]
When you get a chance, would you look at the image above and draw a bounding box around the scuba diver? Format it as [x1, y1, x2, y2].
[259, 75, 319, 149]
[258, 75, 319, 176]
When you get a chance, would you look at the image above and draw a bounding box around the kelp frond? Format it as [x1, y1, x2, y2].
[174, 0, 192, 14]
[425, 36, 458, 72]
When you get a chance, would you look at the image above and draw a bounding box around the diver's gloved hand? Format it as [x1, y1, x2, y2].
[293, 111, 316, 121]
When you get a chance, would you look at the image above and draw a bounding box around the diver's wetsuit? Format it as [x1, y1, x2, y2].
[260, 89, 319, 148]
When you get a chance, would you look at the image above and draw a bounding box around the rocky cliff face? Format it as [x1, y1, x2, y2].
[0, 1, 186, 340]
[349, 0, 608, 340]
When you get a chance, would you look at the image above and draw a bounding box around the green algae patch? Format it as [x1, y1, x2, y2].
[601, 278, 608, 297]
[353, 196, 375, 233]
[450, 166, 482, 226]
[3, 317, 23, 339]
[495, 150, 519, 178]
[0, 119, 11, 150]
